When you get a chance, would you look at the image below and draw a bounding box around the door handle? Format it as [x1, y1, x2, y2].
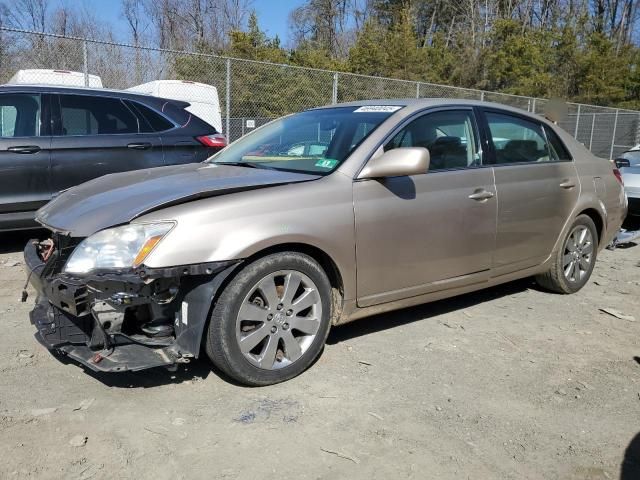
[468, 189, 495, 201]
[559, 179, 576, 189]
[7, 145, 41, 154]
[127, 142, 152, 150]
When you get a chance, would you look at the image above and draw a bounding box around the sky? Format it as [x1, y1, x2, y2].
[91, 0, 304, 45]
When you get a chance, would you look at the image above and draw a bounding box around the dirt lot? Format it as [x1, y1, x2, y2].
[0, 231, 639, 480]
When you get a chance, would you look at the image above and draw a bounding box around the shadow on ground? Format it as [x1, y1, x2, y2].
[59, 277, 533, 389]
[50, 350, 219, 389]
[621, 432, 640, 479]
[327, 277, 533, 345]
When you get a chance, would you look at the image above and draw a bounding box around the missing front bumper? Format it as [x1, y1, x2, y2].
[29, 297, 180, 372]
[24, 238, 240, 373]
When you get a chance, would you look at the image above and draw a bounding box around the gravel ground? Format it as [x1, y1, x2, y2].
[0, 231, 639, 480]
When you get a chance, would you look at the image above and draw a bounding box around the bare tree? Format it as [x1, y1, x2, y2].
[141, 0, 252, 52]
[1, 0, 49, 31]
[289, 0, 356, 57]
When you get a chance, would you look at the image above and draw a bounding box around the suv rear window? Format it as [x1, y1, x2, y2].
[58, 95, 138, 135]
[127, 101, 174, 132]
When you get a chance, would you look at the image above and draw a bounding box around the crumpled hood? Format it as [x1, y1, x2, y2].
[36, 163, 320, 236]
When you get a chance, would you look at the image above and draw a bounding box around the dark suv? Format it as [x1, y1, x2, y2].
[0, 85, 226, 231]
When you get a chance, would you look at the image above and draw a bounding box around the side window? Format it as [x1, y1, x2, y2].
[385, 110, 480, 171]
[543, 125, 572, 161]
[486, 112, 553, 164]
[59, 95, 139, 135]
[0, 94, 41, 137]
[127, 101, 174, 132]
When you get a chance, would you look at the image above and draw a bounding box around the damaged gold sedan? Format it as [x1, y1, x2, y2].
[25, 100, 626, 385]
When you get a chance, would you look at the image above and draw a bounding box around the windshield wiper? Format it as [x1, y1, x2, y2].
[215, 161, 273, 170]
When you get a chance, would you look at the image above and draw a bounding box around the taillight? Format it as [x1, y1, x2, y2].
[613, 167, 624, 185]
[196, 134, 227, 148]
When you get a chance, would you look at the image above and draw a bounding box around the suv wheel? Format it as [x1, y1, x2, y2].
[205, 252, 332, 386]
[535, 214, 598, 294]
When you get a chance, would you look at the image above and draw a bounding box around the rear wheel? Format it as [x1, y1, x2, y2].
[205, 252, 332, 386]
[535, 214, 598, 294]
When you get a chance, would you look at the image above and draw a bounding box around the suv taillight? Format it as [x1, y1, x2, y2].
[196, 134, 227, 148]
[613, 167, 624, 185]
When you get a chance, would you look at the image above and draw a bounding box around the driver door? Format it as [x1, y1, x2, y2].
[353, 108, 497, 307]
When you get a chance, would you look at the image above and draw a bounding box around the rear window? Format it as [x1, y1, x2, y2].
[127, 101, 174, 132]
[543, 125, 572, 161]
[58, 95, 138, 135]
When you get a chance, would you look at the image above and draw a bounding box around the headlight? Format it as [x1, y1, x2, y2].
[64, 222, 174, 274]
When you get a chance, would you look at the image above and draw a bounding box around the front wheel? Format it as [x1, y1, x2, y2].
[205, 252, 332, 386]
[535, 214, 598, 294]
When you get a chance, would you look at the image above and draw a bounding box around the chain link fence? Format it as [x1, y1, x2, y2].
[1, 27, 639, 158]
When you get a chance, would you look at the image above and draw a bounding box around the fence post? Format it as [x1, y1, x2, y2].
[589, 113, 596, 150]
[416, 82, 420, 98]
[225, 58, 231, 138]
[574, 104, 581, 138]
[531, 98, 536, 113]
[480, 91, 485, 102]
[332, 73, 338, 104]
[82, 40, 89, 87]
[609, 109, 619, 159]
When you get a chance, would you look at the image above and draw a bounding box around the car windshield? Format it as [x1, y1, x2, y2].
[207, 106, 403, 174]
[621, 150, 640, 166]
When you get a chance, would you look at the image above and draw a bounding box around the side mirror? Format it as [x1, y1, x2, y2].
[358, 147, 430, 179]
[615, 158, 630, 169]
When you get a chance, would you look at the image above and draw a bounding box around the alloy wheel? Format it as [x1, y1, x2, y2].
[235, 270, 322, 370]
[562, 225, 594, 283]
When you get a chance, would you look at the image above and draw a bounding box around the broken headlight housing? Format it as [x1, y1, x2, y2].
[63, 222, 175, 274]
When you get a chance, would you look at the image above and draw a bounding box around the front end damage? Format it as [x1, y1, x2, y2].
[25, 235, 238, 373]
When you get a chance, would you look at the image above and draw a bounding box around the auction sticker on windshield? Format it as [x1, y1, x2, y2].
[354, 106, 403, 113]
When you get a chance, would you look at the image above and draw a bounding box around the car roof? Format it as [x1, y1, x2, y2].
[0, 83, 190, 109]
[317, 97, 547, 122]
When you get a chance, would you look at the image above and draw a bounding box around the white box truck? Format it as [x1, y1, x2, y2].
[8, 69, 103, 88]
[127, 80, 223, 133]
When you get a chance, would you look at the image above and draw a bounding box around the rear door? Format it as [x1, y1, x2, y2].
[123, 99, 211, 165]
[481, 109, 579, 275]
[49, 93, 163, 193]
[0, 91, 51, 216]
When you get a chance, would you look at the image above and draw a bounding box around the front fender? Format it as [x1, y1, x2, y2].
[136, 174, 358, 301]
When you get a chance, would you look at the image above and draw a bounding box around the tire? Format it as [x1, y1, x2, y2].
[205, 252, 332, 386]
[535, 214, 598, 294]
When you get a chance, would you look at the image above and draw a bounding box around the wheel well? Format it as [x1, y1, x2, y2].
[198, 243, 345, 355]
[579, 208, 604, 244]
[245, 243, 344, 295]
